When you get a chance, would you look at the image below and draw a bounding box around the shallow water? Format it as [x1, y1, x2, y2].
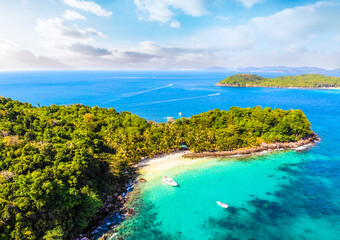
[119, 149, 340, 240]
[0, 70, 339, 239]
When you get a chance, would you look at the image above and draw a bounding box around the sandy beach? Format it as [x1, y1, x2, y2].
[136, 134, 318, 179]
[137, 150, 203, 174]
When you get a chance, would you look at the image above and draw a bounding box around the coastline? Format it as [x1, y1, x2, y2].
[215, 83, 340, 90]
[137, 151, 193, 175]
[183, 134, 319, 158]
[136, 134, 319, 174]
[88, 134, 319, 239]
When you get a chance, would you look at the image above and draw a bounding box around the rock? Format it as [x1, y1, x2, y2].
[139, 178, 147, 182]
[127, 208, 135, 216]
[0, 171, 14, 182]
[268, 144, 276, 149]
[278, 143, 285, 148]
[257, 146, 266, 151]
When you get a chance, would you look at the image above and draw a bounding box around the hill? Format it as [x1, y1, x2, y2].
[217, 74, 340, 88]
[0, 97, 316, 239]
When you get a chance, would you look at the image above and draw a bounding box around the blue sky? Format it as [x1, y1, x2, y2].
[0, 0, 339, 70]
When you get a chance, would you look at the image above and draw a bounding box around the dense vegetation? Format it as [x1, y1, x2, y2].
[0, 97, 313, 239]
[218, 74, 340, 88]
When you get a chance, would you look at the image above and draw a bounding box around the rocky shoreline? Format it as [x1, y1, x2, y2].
[183, 134, 320, 158]
[78, 168, 139, 240]
[82, 134, 319, 239]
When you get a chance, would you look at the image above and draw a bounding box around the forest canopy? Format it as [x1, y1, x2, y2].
[0, 97, 313, 239]
[218, 74, 340, 88]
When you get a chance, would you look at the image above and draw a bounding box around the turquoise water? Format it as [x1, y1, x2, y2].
[0, 71, 339, 239]
[119, 150, 340, 239]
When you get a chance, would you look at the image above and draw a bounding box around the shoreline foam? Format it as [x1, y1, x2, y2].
[182, 134, 319, 158]
[90, 135, 319, 239]
[137, 135, 319, 175]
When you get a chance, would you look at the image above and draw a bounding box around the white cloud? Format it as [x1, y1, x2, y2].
[0, 39, 70, 69]
[195, 0, 340, 49]
[134, 0, 206, 27]
[194, 25, 255, 50]
[287, 45, 308, 54]
[60, 0, 340, 70]
[69, 43, 112, 56]
[138, 41, 205, 56]
[236, 0, 263, 8]
[136, 41, 213, 68]
[2, 0, 340, 70]
[34, 16, 106, 63]
[63, 10, 86, 20]
[105, 50, 157, 63]
[249, 1, 340, 41]
[35, 17, 104, 44]
[181, 1, 340, 69]
[63, 41, 209, 68]
[170, 20, 181, 28]
[32, 16, 158, 67]
[63, 0, 112, 17]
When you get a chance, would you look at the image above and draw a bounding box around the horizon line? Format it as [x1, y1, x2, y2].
[0, 66, 339, 72]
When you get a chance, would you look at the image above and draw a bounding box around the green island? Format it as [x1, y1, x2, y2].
[0, 97, 318, 239]
[217, 74, 340, 88]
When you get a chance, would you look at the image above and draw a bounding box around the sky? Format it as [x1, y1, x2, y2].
[0, 0, 339, 70]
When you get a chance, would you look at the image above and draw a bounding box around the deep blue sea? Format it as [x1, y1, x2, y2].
[0, 71, 339, 239]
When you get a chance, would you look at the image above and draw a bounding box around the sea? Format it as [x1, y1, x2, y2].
[0, 70, 339, 240]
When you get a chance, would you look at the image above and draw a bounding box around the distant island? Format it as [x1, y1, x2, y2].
[0, 97, 318, 239]
[205, 66, 340, 74]
[216, 74, 340, 89]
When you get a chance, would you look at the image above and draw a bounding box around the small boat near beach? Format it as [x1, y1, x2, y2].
[216, 201, 229, 208]
[162, 176, 178, 186]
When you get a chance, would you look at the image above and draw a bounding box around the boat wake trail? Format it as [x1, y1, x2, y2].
[128, 93, 221, 107]
[105, 84, 173, 103]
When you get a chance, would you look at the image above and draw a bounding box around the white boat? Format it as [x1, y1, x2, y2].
[161, 176, 178, 186]
[216, 201, 229, 208]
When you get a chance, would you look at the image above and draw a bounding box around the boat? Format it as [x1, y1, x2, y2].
[161, 176, 178, 186]
[216, 201, 229, 208]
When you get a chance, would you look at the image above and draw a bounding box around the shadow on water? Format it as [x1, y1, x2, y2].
[202, 155, 340, 240]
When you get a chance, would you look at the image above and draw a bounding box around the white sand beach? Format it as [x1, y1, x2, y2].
[137, 151, 199, 173]
[136, 141, 317, 180]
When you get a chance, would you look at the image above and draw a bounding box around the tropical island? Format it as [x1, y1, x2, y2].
[0, 97, 318, 240]
[216, 74, 340, 88]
